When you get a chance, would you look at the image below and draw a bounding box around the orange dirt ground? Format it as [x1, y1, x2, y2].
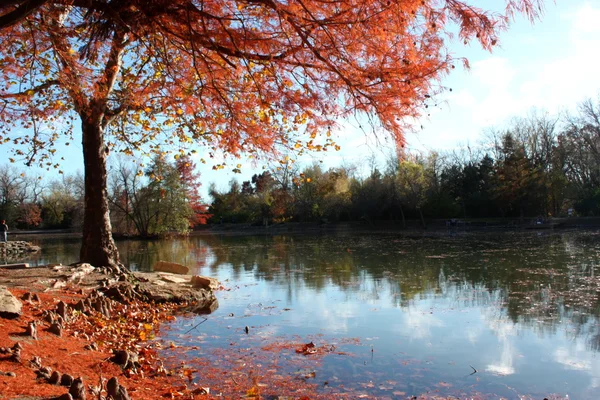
[0, 287, 190, 400]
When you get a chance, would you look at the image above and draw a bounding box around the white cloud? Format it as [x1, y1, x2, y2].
[412, 0, 600, 154]
[394, 310, 445, 340]
[485, 319, 517, 376]
[569, 2, 600, 35]
[554, 346, 591, 372]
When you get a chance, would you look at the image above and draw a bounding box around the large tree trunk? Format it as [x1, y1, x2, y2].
[79, 118, 121, 270]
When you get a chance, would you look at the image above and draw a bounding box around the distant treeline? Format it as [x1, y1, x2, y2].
[1, 96, 599, 234]
[208, 97, 600, 226]
[0, 155, 208, 236]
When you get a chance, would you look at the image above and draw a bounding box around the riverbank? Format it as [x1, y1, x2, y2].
[198, 216, 600, 236]
[0, 263, 218, 399]
[9, 216, 600, 241]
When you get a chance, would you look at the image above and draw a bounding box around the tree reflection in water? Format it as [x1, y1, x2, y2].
[17, 230, 600, 397]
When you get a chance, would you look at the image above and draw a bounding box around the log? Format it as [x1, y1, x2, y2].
[0, 263, 30, 269]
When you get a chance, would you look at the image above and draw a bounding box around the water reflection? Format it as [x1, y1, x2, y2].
[18, 230, 600, 398]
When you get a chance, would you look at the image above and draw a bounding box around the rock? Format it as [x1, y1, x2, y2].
[69, 377, 86, 400]
[5, 371, 16, 377]
[49, 370, 61, 384]
[132, 274, 219, 309]
[191, 297, 219, 315]
[0, 263, 30, 269]
[69, 263, 94, 272]
[153, 260, 189, 275]
[56, 394, 74, 400]
[60, 373, 74, 387]
[159, 274, 189, 284]
[32, 293, 40, 302]
[69, 264, 95, 282]
[0, 241, 40, 257]
[191, 275, 220, 291]
[0, 285, 22, 319]
[48, 322, 62, 336]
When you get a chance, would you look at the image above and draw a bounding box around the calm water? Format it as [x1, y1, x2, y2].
[16, 230, 600, 398]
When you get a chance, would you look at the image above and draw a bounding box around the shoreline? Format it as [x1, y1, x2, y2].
[0, 264, 217, 400]
[8, 216, 600, 241]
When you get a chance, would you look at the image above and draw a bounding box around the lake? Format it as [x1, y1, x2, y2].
[15, 229, 600, 399]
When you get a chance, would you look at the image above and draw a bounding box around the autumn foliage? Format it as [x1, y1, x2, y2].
[0, 0, 544, 266]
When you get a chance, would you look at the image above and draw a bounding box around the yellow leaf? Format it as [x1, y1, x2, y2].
[246, 387, 259, 397]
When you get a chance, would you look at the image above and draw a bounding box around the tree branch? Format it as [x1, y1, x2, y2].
[0, 0, 48, 30]
[0, 79, 59, 98]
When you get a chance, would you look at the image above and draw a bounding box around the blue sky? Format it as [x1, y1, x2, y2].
[204, 0, 600, 196]
[4, 0, 600, 199]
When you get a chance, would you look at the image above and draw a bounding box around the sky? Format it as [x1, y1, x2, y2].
[3, 0, 600, 199]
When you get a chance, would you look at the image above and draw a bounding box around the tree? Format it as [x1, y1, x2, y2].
[0, 1, 544, 268]
[493, 133, 543, 218]
[41, 173, 84, 228]
[350, 168, 386, 224]
[0, 165, 44, 226]
[562, 96, 600, 215]
[0, 166, 27, 224]
[176, 156, 210, 227]
[109, 156, 193, 237]
[396, 158, 429, 228]
[17, 203, 42, 229]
